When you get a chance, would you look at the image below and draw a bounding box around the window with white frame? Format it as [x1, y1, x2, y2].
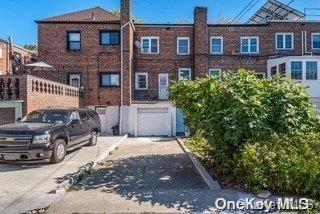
[306, 61, 318, 80]
[179, 68, 191, 81]
[68, 73, 81, 88]
[312, 33, 320, 50]
[271, 66, 277, 76]
[279, 63, 286, 75]
[177, 37, 190, 55]
[209, 69, 221, 76]
[241, 37, 259, 54]
[276, 33, 294, 50]
[135, 72, 148, 90]
[210, 37, 223, 54]
[255, 73, 265, 79]
[291, 61, 302, 80]
[141, 37, 159, 54]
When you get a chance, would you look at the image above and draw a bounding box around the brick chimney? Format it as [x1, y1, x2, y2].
[194, 7, 208, 77]
[121, 0, 131, 25]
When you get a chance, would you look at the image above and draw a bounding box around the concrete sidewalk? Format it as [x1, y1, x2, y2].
[0, 135, 124, 214]
[48, 137, 260, 213]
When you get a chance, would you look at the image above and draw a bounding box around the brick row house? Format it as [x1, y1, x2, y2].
[35, 0, 320, 136]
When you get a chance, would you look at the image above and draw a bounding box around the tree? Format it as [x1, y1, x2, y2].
[110, 10, 143, 23]
[24, 44, 37, 52]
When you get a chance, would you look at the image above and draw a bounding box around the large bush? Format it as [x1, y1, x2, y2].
[170, 70, 320, 198]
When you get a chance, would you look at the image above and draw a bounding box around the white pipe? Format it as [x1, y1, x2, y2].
[301, 30, 304, 55]
[120, 20, 135, 135]
[305, 31, 313, 55]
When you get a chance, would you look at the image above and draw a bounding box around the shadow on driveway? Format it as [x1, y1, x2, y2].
[75, 153, 212, 212]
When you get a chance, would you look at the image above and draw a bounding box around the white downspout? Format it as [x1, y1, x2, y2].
[301, 31, 304, 55]
[304, 31, 313, 55]
[120, 20, 135, 135]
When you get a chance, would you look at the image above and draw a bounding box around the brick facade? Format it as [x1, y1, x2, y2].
[35, 0, 320, 107]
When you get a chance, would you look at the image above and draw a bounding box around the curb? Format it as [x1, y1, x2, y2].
[48, 134, 128, 194]
[176, 138, 221, 190]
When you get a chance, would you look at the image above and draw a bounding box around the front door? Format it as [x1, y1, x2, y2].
[158, 73, 169, 100]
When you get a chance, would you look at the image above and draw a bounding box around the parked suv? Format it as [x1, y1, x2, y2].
[0, 108, 101, 164]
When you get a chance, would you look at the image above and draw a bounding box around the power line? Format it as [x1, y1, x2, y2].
[231, 0, 260, 23]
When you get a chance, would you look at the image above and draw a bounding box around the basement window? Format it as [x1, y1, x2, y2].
[100, 30, 120, 45]
[67, 31, 81, 52]
[209, 69, 221, 76]
[276, 33, 293, 50]
[141, 37, 159, 54]
[100, 73, 120, 87]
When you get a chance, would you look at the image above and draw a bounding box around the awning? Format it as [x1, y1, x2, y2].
[24, 62, 55, 71]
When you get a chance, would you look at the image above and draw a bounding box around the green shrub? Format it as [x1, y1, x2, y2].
[170, 70, 320, 198]
[238, 134, 320, 199]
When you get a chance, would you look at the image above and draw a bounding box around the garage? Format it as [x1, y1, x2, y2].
[0, 108, 15, 126]
[137, 108, 170, 136]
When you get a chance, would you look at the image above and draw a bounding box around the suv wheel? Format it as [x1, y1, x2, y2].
[50, 139, 67, 164]
[89, 132, 97, 146]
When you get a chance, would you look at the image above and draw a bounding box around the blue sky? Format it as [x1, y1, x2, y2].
[0, 0, 317, 46]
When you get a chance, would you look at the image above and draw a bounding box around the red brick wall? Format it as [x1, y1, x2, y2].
[36, 23, 122, 107]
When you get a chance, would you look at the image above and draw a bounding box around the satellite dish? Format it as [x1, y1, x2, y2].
[135, 41, 141, 48]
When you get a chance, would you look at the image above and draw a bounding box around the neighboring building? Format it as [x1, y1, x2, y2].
[35, 0, 320, 136]
[0, 39, 35, 75]
[0, 75, 79, 126]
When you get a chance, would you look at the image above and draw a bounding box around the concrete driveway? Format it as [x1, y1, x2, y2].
[0, 136, 124, 214]
[48, 137, 212, 213]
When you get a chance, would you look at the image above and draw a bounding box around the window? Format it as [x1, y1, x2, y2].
[68, 73, 81, 88]
[276, 33, 293, 50]
[179, 68, 191, 81]
[67, 32, 81, 52]
[135, 72, 148, 90]
[291, 61, 302, 80]
[271, 66, 277, 76]
[209, 69, 221, 76]
[100, 73, 120, 87]
[255, 73, 265, 79]
[141, 37, 159, 54]
[312, 33, 320, 50]
[79, 111, 88, 123]
[210, 37, 223, 54]
[241, 37, 259, 54]
[100, 30, 120, 45]
[279, 63, 286, 75]
[177, 37, 190, 55]
[306, 61, 318, 80]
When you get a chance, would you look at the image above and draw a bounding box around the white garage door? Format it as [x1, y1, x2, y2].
[137, 108, 170, 136]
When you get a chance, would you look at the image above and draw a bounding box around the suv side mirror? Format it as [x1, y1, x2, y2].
[17, 118, 21, 122]
[71, 119, 80, 125]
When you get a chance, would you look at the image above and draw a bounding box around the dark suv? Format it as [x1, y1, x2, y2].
[0, 108, 101, 164]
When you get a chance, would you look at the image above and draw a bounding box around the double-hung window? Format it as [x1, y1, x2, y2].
[177, 37, 190, 55]
[179, 68, 191, 81]
[141, 37, 159, 54]
[209, 69, 221, 76]
[210, 37, 223, 54]
[100, 73, 120, 87]
[312, 33, 320, 50]
[241, 37, 259, 54]
[306, 61, 318, 80]
[67, 31, 81, 52]
[68, 73, 81, 88]
[135, 72, 148, 90]
[291, 61, 302, 80]
[276, 33, 294, 50]
[100, 30, 120, 45]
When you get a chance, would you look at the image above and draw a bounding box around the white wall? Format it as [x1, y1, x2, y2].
[0, 100, 23, 121]
[267, 56, 320, 98]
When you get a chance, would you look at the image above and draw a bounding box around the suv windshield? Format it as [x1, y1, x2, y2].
[21, 110, 69, 125]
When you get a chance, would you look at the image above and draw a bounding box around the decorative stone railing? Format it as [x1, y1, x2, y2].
[0, 74, 79, 114]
